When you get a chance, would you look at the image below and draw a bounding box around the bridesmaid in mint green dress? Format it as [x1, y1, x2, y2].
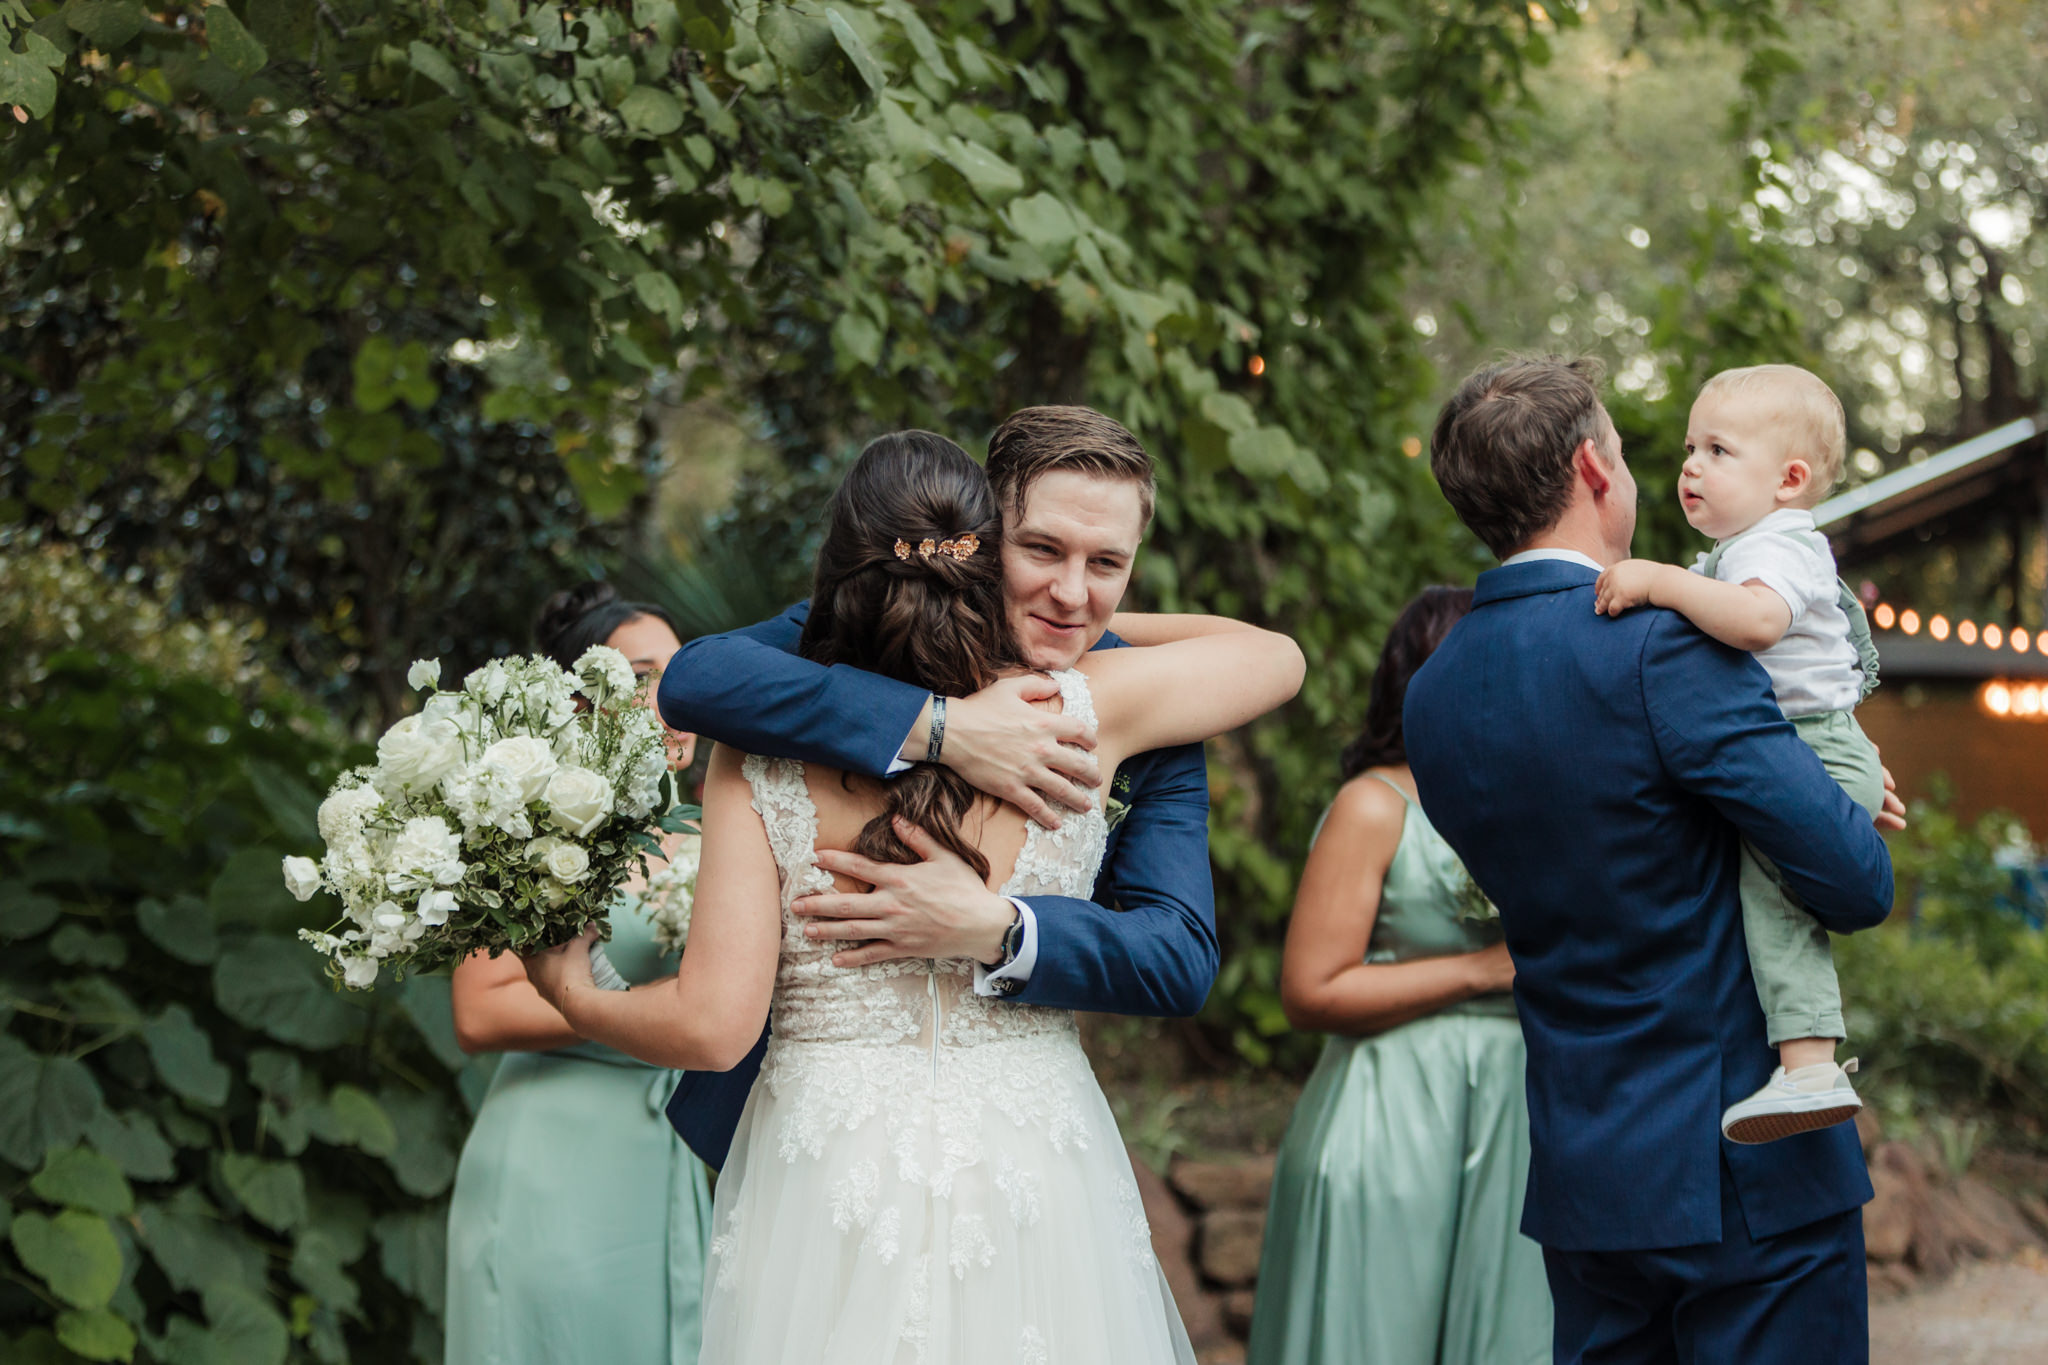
[1247, 587, 1550, 1365]
[443, 585, 714, 1365]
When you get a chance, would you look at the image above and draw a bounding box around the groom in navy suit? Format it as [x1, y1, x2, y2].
[1404, 358, 1896, 1363]
[655, 406, 1215, 1165]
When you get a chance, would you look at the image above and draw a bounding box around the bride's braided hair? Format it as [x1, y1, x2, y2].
[799, 431, 1026, 880]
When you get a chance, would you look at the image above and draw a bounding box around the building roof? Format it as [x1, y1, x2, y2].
[1815, 416, 2044, 556]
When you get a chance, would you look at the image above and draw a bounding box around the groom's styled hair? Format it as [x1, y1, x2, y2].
[1430, 357, 1607, 558]
[986, 406, 1156, 527]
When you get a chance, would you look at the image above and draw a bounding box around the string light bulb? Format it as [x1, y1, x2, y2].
[1984, 624, 2004, 650]
[1873, 603, 1896, 629]
[1930, 615, 1951, 641]
[1959, 620, 1979, 646]
[1901, 609, 1921, 635]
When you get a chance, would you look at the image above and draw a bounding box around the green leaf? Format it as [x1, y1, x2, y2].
[374, 1209, 447, 1316]
[83, 1110, 177, 1182]
[54, 1307, 136, 1362]
[243, 759, 321, 849]
[830, 310, 883, 370]
[0, 30, 62, 120]
[399, 976, 466, 1072]
[220, 1154, 306, 1232]
[377, 1089, 457, 1198]
[138, 895, 220, 966]
[617, 84, 685, 135]
[1008, 192, 1078, 256]
[405, 39, 462, 95]
[11, 1209, 123, 1309]
[630, 271, 685, 326]
[937, 135, 1023, 198]
[288, 1229, 360, 1318]
[163, 1284, 290, 1365]
[143, 1006, 232, 1108]
[1228, 425, 1329, 494]
[32, 1146, 134, 1217]
[0, 880, 62, 939]
[136, 1191, 268, 1297]
[309, 1085, 397, 1157]
[207, 847, 301, 928]
[204, 4, 267, 77]
[62, 0, 147, 51]
[1088, 136, 1126, 191]
[826, 7, 885, 96]
[0, 1035, 106, 1169]
[213, 938, 361, 1051]
[51, 923, 127, 969]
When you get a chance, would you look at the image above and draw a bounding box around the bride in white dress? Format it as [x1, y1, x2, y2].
[524, 431, 1304, 1364]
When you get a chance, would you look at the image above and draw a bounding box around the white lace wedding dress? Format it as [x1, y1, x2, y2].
[698, 670, 1196, 1365]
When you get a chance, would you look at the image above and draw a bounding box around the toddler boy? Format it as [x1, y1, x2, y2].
[1594, 364, 1884, 1144]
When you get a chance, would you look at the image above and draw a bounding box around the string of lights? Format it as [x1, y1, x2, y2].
[1865, 602, 2048, 722]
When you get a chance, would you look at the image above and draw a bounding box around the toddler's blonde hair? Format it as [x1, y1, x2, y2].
[1698, 364, 1847, 505]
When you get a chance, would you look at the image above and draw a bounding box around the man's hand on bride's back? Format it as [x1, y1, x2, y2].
[944, 675, 1100, 829]
[796, 818, 1015, 968]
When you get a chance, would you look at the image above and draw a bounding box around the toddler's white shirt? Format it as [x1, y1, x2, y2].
[1690, 508, 1862, 717]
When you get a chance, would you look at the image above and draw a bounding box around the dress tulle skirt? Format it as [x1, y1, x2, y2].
[699, 1031, 1196, 1365]
[1245, 1012, 1551, 1365]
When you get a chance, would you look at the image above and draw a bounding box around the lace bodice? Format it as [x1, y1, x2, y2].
[742, 668, 1105, 1051]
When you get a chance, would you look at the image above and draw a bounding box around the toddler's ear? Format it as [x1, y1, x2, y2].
[1777, 458, 1813, 503]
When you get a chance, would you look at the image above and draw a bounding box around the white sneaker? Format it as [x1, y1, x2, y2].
[1721, 1059, 1862, 1145]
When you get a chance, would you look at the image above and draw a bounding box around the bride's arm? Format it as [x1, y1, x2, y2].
[521, 745, 781, 1072]
[1079, 622, 1305, 760]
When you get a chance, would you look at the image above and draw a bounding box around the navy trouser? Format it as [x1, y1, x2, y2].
[1543, 1165, 1867, 1364]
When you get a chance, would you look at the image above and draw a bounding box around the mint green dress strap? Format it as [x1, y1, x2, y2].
[1245, 774, 1548, 1365]
[444, 895, 714, 1365]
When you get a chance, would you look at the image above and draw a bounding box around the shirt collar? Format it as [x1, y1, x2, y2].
[1726, 507, 1818, 541]
[1501, 547, 1604, 573]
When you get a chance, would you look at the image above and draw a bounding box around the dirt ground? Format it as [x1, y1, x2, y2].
[1872, 1252, 2048, 1364]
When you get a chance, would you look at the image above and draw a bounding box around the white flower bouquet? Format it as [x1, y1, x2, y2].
[285, 646, 697, 989]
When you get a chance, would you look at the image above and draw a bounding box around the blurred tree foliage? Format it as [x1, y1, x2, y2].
[5, 0, 1791, 1065]
[0, 543, 480, 1364]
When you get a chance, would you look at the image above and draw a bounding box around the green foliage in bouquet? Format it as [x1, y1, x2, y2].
[1837, 787, 2048, 1144]
[1, 555, 478, 1363]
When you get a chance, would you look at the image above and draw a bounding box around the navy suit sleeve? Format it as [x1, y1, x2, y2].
[1012, 741, 1219, 1017]
[1639, 614, 1893, 932]
[654, 603, 929, 780]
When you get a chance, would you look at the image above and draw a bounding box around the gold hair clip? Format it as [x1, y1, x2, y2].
[892, 533, 981, 563]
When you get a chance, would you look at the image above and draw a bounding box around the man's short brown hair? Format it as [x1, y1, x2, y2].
[1430, 356, 1608, 558]
[986, 405, 1156, 527]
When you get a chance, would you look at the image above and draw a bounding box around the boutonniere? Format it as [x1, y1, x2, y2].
[1103, 772, 1134, 832]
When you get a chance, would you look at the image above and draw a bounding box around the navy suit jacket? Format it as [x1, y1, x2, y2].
[1404, 559, 1892, 1252]
[653, 602, 1219, 1165]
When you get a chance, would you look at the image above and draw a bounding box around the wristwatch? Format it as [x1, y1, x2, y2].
[987, 901, 1026, 995]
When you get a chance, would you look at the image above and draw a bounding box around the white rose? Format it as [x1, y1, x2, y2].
[417, 888, 458, 926]
[524, 834, 565, 863]
[574, 645, 637, 702]
[282, 856, 322, 902]
[544, 766, 613, 836]
[407, 658, 441, 691]
[317, 784, 382, 847]
[374, 713, 466, 795]
[482, 736, 557, 804]
[545, 843, 590, 884]
[386, 815, 464, 892]
[341, 956, 380, 989]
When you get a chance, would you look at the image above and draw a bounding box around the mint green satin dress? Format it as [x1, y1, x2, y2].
[1246, 776, 1551, 1365]
[443, 896, 713, 1365]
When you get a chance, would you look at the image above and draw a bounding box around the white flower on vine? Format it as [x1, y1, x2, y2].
[282, 855, 322, 902]
[407, 658, 441, 691]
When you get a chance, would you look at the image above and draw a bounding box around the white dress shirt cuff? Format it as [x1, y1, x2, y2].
[971, 899, 1038, 998]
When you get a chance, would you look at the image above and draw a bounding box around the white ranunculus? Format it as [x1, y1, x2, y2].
[282, 856, 322, 902]
[482, 735, 557, 804]
[386, 815, 464, 893]
[545, 843, 590, 884]
[341, 955, 380, 989]
[374, 713, 466, 795]
[544, 766, 613, 836]
[317, 783, 383, 846]
[407, 658, 442, 691]
[417, 889, 458, 926]
[574, 645, 638, 702]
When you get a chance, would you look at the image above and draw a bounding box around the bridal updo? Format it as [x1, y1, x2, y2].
[532, 581, 680, 674]
[799, 430, 1024, 878]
